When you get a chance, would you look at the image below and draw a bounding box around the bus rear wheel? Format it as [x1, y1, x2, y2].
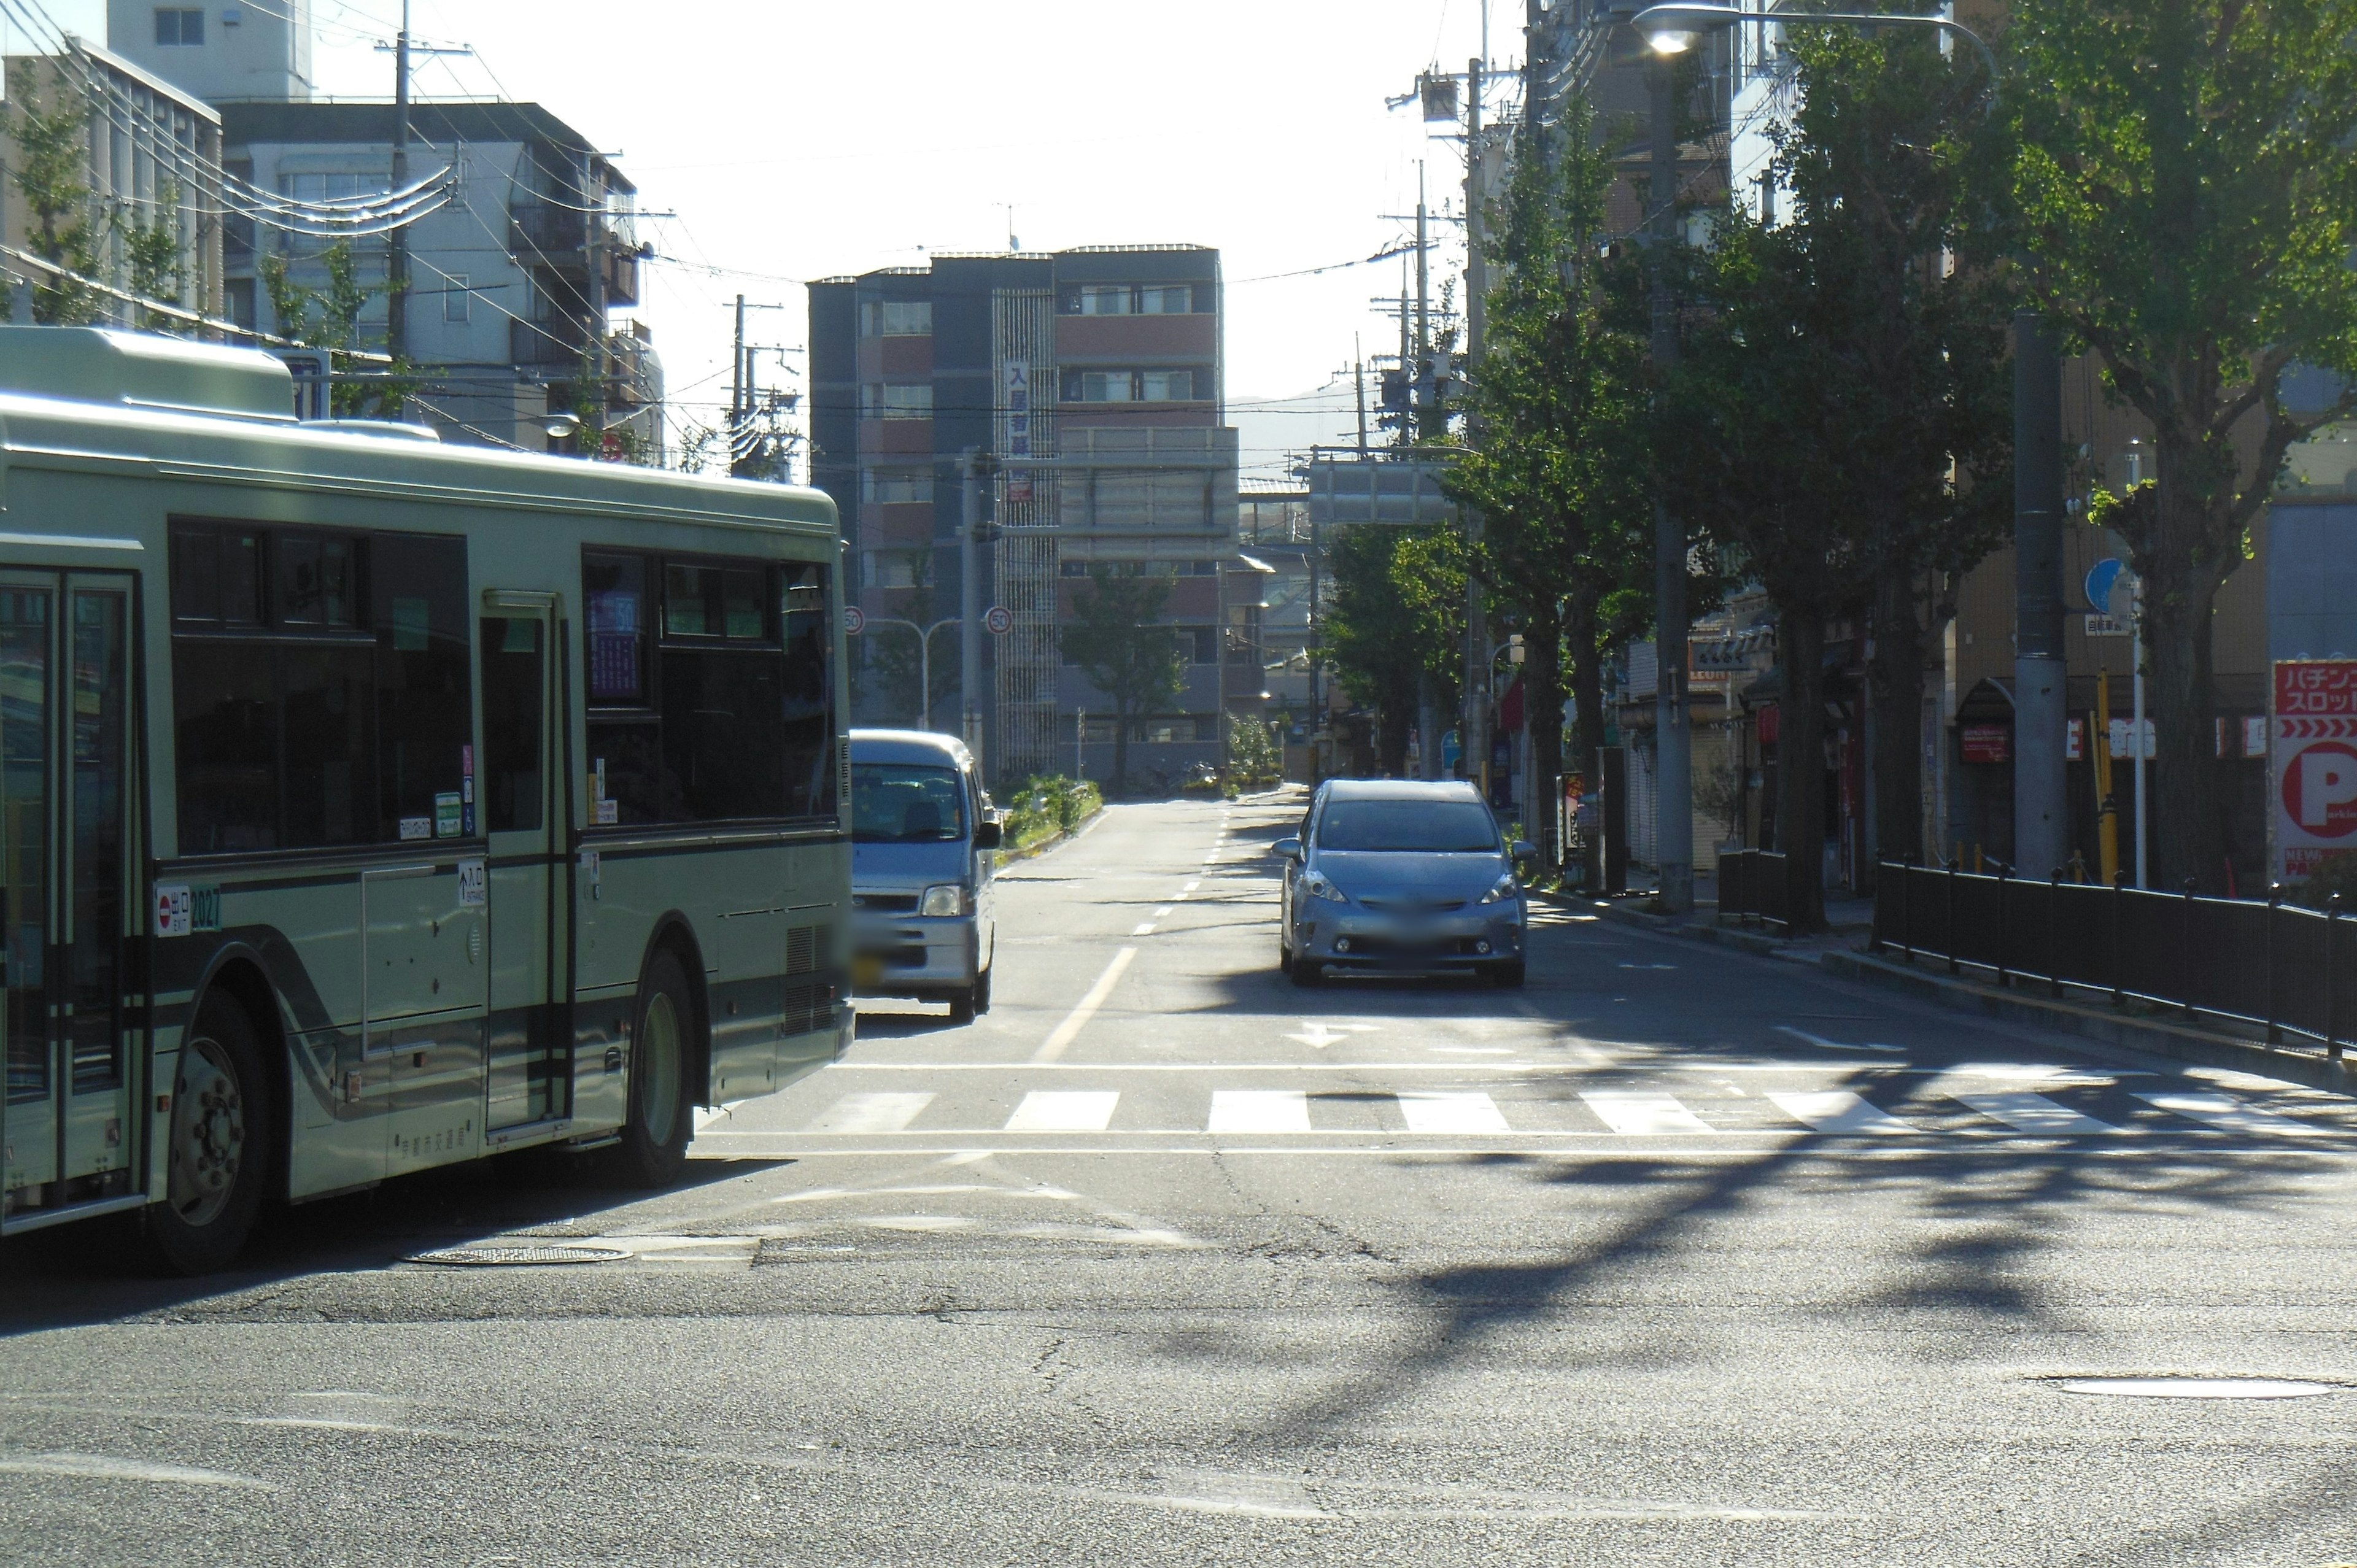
[145, 992, 272, 1275]
[609, 948, 695, 1188]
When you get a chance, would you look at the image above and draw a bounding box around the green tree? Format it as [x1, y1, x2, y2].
[1059, 565, 1184, 795]
[261, 241, 413, 418]
[124, 182, 187, 333]
[2001, 0, 2357, 890]
[1776, 28, 2014, 875]
[1322, 523, 1464, 776]
[6, 59, 104, 325]
[1452, 96, 1655, 878]
[866, 550, 953, 727]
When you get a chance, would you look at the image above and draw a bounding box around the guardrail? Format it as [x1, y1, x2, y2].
[1717, 847, 1790, 929]
[1871, 860, 2352, 1058]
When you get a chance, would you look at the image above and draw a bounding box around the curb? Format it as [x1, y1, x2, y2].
[1820, 948, 2357, 1095]
[1539, 892, 1849, 962]
[996, 806, 1104, 868]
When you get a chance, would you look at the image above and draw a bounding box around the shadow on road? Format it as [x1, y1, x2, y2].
[0, 1154, 785, 1337]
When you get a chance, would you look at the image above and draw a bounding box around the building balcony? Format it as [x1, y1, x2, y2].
[602, 242, 641, 307]
[510, 202, 590, 258]
[512, 315, 590, 371]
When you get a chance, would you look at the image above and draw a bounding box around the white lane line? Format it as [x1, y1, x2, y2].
[807, 1092, 935, 1134]
[1209, 1089, 1312, 1132]
[1430, 1046, 1514, 1055]
[1775, 1025, 1905, 1054]
[1398, 1090, 1510, 1134]
[1154, 906, 1175, 917]
[1767, 1090, 1919, 1134]
[1005, 1091, 1121, 1132]
[1182, 880, 1201, 892]
[0, 1453, 274, 1489]
[2135, 1092, 2325, 1137]
[1032, 946, 1139, 1064]
[1581, 1091, 1715, 1135]
[1132, 922, 1158, 935]
[1949, 1091, 2124, 1135]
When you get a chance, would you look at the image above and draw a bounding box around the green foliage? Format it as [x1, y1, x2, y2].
[1059, 566, 1185, 794]
[6, 59, 103, 325]
[1225, 713, 1282, 786]
[862, 555, 951, 726]
[999, 774, 1101, 855]
[2289, 852, 2357, 913]
[261, 241, 413, 418]
[1997, 0, 2357, 887]
[1322, 522, 1465, 774]
[123, 183, 186, 332]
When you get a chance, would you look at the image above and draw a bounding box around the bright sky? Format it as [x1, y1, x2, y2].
[40, 0, 1503, 480]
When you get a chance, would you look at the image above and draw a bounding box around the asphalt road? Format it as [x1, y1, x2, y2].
[7, 791, 2357, 1567]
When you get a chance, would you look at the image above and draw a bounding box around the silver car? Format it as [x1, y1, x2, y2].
[850, 729, 1000, 1022]
[1273, 779, 1531, 987]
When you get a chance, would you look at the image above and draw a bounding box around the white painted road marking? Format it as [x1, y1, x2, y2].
[1775, 1025, 1906, 1054]
[1005, 1091, 1121, 1132]
[1397, 1090, 1510, 1134]
[808, 1092, 935, 1134]
[2136, 1092, 2323, 1137]
[1032, 946, 1139, 1063]
[1154, 906, 1174, 917]
[1949, 1091, 2124, 1135]
[1767, 1091, 1919, 1134]
[1283, 1021, 1379, 1049]
[1209, 1089, 1311, 1133]
[1582, 1091, 1715, 1135]
[1132, 923, 1158, 935]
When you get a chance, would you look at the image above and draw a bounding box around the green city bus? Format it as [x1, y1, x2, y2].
[0, 329, 851, 1270]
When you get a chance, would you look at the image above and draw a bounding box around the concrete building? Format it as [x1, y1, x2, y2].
[103, 4, 657, 454]
[809, 247, 1248, 791]
[0, 41, 223, 328]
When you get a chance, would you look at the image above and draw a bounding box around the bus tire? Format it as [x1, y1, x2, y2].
[610, 948, 695, 1188]
[145, 992, 273, 1275]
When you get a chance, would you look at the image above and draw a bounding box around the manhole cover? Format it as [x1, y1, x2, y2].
[404, 1244, 631, 1267]
[2047, 1377, 2339, 1400]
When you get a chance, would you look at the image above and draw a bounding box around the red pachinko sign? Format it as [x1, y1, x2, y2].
[2272, 661, 2357, 884]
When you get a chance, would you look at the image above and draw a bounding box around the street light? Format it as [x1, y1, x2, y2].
[1630, 4, 1999, 101]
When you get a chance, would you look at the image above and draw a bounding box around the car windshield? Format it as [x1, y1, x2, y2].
[852, 762, 967, 843]
[1317, 800, 1498, 853]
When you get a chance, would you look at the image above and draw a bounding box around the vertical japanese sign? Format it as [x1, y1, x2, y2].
[2271, 659, 2357, 883]
[1002, 358, 1032, 503]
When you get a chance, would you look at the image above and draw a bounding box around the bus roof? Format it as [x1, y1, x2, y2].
[0, 328, 837, 536]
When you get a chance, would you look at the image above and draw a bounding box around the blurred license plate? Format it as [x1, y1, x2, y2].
[851, 954, 883, 990]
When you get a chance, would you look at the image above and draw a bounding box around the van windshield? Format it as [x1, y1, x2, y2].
[1318, 800, 1498, 853]
[852, 762, 968, 843]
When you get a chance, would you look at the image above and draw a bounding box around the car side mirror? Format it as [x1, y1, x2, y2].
[1272, 836, 1302, 860]
[1512, 840, 1536, 862]
[972, 820, 1002, 849]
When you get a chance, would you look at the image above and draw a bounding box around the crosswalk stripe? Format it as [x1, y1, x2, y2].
[808, 1092, 935, 1134]
[1767, 1090, 1918, 1134]
[1397, 1090, 1509, 1134]
[1209, 1089, 1310, 1133]
[1005, 1091, 1121, 1132]
[1949, 1091, 2124, 1135]
[1581, 1091, 1714, 1135]
[2135, 1092, 2324, 1137]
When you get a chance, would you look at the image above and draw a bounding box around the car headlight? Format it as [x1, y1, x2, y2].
[920, 884, 969, 917]
[1479, 871, 1520, 905]
[1299, 871, 1347, 904]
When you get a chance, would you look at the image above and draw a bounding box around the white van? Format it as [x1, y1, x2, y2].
[848, 730, 1000, 1022]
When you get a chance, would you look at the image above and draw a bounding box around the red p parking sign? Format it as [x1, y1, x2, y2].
[2273, 662, 2357, 881]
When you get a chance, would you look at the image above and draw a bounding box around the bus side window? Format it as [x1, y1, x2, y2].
[479, 617, 543, 834]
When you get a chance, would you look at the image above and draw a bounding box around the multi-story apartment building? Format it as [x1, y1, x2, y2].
[0, 41, 224, 327]
[809, 247, 1248, 790]
[104, 2, 658, 453]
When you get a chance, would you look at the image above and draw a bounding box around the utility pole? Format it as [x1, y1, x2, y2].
[1463, 54, 1490, 806]
[1415, 166, 1430, 414]
[959, 447, 988, 763]
[729, 295, 747, 476]
[385, 0, 411, 371]
[2013, 312, 2068, 879]
[1353, 335, 1368, 453]
[1648, 55, 1694, 915]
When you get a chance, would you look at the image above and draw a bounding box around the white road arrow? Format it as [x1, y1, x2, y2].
[1283, 1022, 1379, 1049]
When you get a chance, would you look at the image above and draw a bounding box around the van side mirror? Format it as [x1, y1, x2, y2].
[1272, 836, 1302, 860]
[972, 819, 1003, 849]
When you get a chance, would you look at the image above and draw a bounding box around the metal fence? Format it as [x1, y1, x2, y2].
[1718, 848, 1791, 930]
[1872, 860, 2353, 1058]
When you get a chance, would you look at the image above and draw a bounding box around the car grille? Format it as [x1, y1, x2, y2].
[1358, 895, 1467, 913]
[853, 892, 920, 913]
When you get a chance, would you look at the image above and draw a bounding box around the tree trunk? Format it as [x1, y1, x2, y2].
[1867, 566, 1928, 872]
[1523, 598, 1567, 875]
[1377, 681, 1412, 778]
[1111, 706, 1131, 800]
[1567, 586, 1606, 894]
[1778, 609, 1830, 933]
[2139, 438, 2235, 892]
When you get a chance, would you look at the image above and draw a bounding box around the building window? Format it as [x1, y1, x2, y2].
[859, 467, 934, 505]
[861, 551, 922, 590]
[861, 382, 933, 420]
[1183, 627, 1218, 665]
[1060, 284, 1198, 316]
[1060, 368, 1196, 403]
[443, 274, 471, 324]
[154, 7, 204, 44]
[1131, 716, 1220, 744]
[859, 299, 932, 337]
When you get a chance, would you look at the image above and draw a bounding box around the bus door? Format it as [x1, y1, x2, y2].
[479, 598, 569, 1132]
[2, 573, 136, 1223]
